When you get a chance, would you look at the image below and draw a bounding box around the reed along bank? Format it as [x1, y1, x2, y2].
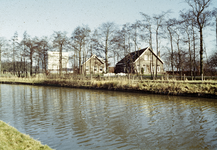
[0, 75, 217, 98]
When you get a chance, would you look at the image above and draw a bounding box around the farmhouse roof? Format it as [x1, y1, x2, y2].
[82, 54, 105, 66]
[116, 47, 164, 66]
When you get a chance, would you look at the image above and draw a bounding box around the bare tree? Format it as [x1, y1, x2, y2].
[11, 32, 18, 75]
[53, 31, 68, 76]
[0, 37, 7, 74]
[153, 11, 169, 77]
[20, 31, 29, 77]
[166, 18, 177, 78]
[34, 37, 50, 75]
[180, 12, 194, 79]
[140, 13, 155, 78]
[98, 22, 116, 73]
[71, 26, 91, 74]
[25, 36, 38, 76]
[186, 0, 213, 75]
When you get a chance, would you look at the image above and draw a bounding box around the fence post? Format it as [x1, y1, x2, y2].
[184, 74, 185, 81]
[201, 74, 203, 81]
[132, 75, 134, 84]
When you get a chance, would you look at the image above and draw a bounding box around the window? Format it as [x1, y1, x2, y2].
[94, 66, 97, 71]
[100, 66, 103, 71]
[149, 55, 152, 60]
[86, 66, 89, 71]
[157, 66, 160, 72]
[144, 55, 148, 60]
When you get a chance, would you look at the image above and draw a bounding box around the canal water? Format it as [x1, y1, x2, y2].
[0, 84, 217, 149]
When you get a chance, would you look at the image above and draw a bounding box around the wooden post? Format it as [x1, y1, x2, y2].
[132, 75, 134, 84]
[201, 74, 203, 81]
[184, 74, 185, 81]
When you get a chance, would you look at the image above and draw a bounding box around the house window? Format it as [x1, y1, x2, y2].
[86, 66, 89, 71]
[99, 66, 103, 71]
[143, 65, 146, 72]
[157, 66, 160, 72]
[144, 55, 148, 60]
[94, 66, 97, 71]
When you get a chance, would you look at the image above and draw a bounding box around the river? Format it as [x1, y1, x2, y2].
[0, 84, 217, 149]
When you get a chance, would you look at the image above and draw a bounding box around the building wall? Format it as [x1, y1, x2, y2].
[82, 56, 105, 74]
[115, 49, 164, 74]
[134, 50, 164, 74]
[48, 52, 69, 71]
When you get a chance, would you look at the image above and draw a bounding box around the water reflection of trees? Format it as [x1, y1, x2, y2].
[1, 85, 217, 149]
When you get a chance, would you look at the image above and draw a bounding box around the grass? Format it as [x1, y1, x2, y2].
[0, 75, 217, 98]
[0, 120, 52, 150]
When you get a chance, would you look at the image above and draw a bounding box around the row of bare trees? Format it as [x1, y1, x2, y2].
[0, 0, 216, 77]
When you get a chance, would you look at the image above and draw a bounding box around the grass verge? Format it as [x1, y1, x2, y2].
[0, 77, 217, 98]
[0, 120, 52, 150]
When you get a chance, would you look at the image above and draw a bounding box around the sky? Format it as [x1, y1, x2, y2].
[0, 0, 216, 55]
[0, 0, 190, 38]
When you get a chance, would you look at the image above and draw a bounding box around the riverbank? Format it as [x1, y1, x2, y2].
[0, 76, 217, 98]
[0, 120, 52, 150]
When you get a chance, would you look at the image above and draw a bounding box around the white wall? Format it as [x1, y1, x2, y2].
[48, 51, 69, 70]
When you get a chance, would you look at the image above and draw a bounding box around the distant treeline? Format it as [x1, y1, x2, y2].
[0, 0, 216, 78]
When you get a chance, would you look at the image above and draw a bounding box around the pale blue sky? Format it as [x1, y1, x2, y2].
[0, 0, 216, 55]
[0, 0, 190, 39]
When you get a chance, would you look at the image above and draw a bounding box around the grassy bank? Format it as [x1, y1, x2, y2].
[0, 120, 52, 150]
[0, 76, 217, 98]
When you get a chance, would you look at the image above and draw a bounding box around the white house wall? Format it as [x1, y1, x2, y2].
[48, 52, 69, 70]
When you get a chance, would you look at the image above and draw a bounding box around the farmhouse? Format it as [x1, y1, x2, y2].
[115, 47, 164, 74]
[81, 54, 106, 74]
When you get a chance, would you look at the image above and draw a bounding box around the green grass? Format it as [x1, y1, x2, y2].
[0, 120, 53, 150]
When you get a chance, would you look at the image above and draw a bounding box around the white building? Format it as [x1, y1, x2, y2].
[48, 51, 69, 71]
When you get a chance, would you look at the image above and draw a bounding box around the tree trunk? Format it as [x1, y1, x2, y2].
[177, 39, 182, 80]
[199, 27, 203, 75]
[30, 55, 33, 77]
[193, 24, 196, 79]
[169, 29, 174, 78]
[149, 26, 152, 49]
[188, 36, 193, 80]
[105, 38, 108, 73]
[156, 30, 158, 78]
[59, 44, 62, 76]
[79, 47, 81, 74]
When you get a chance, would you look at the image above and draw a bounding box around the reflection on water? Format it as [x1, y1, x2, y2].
[0, 84, 217, 149]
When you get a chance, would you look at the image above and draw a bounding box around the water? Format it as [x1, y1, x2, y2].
[0, 84, 217, 149]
